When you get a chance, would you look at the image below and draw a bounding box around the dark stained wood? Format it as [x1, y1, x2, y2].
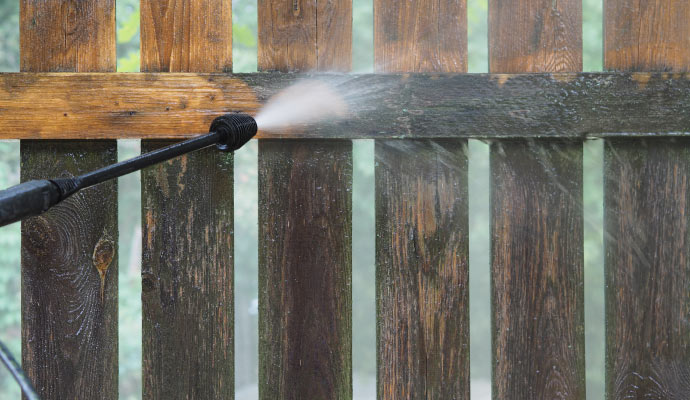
[604, 1, 690, 398]
[257, 0, 351, 71]
[605, 1, 690, 72]
[140, 0, 232, 73]
[375, 140, 469, 399]
[21, 141, 118, 399]
[257, 0, 353, 398]
[258, 140, 353, 399]
[19, 0, 118, 398]
[2, 72, 690, 140]
[489, 0, 585, 398]
[140, 0, 235, 398]
[374, 0, 469, 398]
[141, 143, 235, 399]
[490, 140, 585, 399]
[604, 139, 690, 399]
[20, 0, 115, 72]
[374, 0, 466, 73]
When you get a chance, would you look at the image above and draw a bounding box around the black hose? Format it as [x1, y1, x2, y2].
[0, 338, 39, 400]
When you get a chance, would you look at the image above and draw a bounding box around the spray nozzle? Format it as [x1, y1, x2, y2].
[211, 113, 258, 152]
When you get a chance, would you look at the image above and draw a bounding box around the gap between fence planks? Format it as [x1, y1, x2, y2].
[489, 0, 585, 398]
[139, 0, 236, 398]
[1, 72, 690, 140]
[604, 1, 690, 398]
[19, 0, 118, 398]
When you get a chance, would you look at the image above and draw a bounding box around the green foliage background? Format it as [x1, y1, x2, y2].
[0, 0, 605, 398]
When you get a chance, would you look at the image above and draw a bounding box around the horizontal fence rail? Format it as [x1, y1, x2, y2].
[0, 72, 689, 139]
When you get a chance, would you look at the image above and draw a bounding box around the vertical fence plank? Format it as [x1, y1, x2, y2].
[19, 0, 117, 398]
[604, 2, 690, 398]
[374, 0, 469, 398]
[140, 0, 234, 398]
[488, 0, 585, 398]
[257, 0, 353, 398]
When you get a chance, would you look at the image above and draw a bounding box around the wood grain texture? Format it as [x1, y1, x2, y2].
[375, 140, 469, 399]
[21, 140, 118, 399]
[489, 0, 585, 398]
[257, 0, 351, 71]
[2, 72, 690, 139]
[374, 0, 469, 398]
[604, 0, 690, 72]
[374, 0, 466, 73]
[20, 0, 118, 398]
[20, 0, 115, 72]
[604, 139, 690, 399]
[489, 0, 581, 73]
[604, 1, 690, 398]
[140, 0, 232, 73]
[141, 143, 235, 399]
[140, 0, 235, 398]
[491, 140, 585, 399]
[258, 140, 352, 399]
[258, 0, 352, 396]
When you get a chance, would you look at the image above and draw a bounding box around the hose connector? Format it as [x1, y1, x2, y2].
[211, 113, 258, 152]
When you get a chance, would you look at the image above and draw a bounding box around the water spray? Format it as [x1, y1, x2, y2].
[0, 113, 256, 228]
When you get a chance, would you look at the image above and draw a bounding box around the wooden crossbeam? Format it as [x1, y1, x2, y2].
[0, 72, 689, 139]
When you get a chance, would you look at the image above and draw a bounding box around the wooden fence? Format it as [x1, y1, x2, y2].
[1, 0, 689, 398]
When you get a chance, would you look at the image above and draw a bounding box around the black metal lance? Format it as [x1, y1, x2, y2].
[0, 113, 257, 228]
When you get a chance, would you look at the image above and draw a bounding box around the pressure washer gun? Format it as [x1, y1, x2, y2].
[0, 113, 256, 400]
[0, 113, 256, 228]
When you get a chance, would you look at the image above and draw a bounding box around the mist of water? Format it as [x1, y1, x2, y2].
[254, 76, 391, 133]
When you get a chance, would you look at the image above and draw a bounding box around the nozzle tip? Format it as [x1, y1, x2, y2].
[211, 113, 258, 152]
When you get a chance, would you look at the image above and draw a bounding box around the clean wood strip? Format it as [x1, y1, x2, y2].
[19, 0, 118, 398]
[257, 0, 353, 398]
[2, 72, 690, 140]
[374, 0, 469, 397]
[140, 0, 235, 398]
[604, 1, 690, 398]
[489, 0, 585, 398]
[140, 0, 232, 73]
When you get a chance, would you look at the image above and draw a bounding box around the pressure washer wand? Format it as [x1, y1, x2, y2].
[0, 113, 257, 228]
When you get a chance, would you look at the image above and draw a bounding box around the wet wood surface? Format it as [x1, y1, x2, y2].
[489, 0, 585, 398]
[258, 141, 353, 400]
[1, 72, 690, 139]
[257, 0, 353, 398]
[19, 0, 118, 398]
[374, 0, 469, 397]
[140, 0, 235, 398]
[375, 140, 469, 399]
[604, 1, 690, 398]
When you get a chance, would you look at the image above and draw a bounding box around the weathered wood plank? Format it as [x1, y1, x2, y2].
[20, 0, 115, 72]
[141, 143, 235, 399]
[21, 141, 118, 399]
[604, 1, 690, 398]
[1, 72, 690, 139]
[258, 0, 353, 398]
[258, 140, 353, 399]
[20, 0, 117, 398]
[375, 140, 469, 399]
[140, 0, 232, 73]
[140, 0, 235, 398]
[489, 0, 585, 398]
[374, 0, 469, 398]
